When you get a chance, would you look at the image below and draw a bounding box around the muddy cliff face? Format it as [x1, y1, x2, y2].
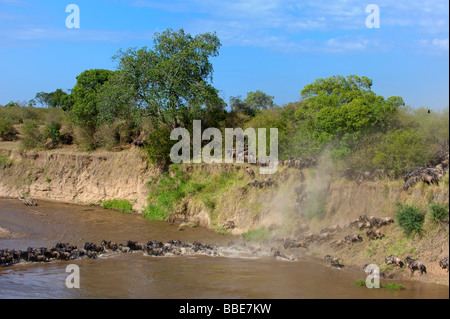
[0, 148, 157, 212]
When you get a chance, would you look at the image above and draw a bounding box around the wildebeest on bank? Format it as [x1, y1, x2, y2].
[405, 257, 427, 276]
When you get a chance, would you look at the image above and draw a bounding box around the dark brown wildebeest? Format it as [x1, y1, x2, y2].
[248, 180, 263, 188]
[439, 257, 449, 272]
[385, 255, 404, 268]
[405, 257, 427, 276]
[126, 240, 146, 251]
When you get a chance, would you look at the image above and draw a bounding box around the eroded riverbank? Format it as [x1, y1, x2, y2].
[0, 199, 448, 299]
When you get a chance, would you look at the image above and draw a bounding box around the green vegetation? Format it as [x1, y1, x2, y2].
[395, 203, 426, 237]
[0, 29, 448, 227]
[0, 155, 13, 169]
[429, 201, 449, 224]
[352, 280, 405, 291]
[382, 283, 406, 291]
[1, 29, 447, 176]
[102, 199, 134, 213]
[0, 117, 15, 141]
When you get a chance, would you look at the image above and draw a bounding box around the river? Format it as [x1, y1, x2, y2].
[0, 199, 448, 299]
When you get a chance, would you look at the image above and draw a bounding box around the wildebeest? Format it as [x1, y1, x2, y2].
[330, 239, 345, 248]
[374, 217, 394, 227]
[325, 255, 343, 268]
[274, 251, 295, 262]
[317, 232, 333, 243]
[366, 229, 385, 240]
[439, 257, 449, 272]
[126, 240, 145, 251]
[320, 225, 341, 234]
[248, 180, 263, 188]
[84, 243, 104, 253]
[385, 255, 404, 268]
[405, 257, 427, 275]
[284, 238, 309, 249]
[245, 167, 256, 179]
[262, 178, 275, 187]
[223, 221, 236, 230]
[345, 234, 363, 243]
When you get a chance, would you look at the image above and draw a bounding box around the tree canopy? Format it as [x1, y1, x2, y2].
[230, 90, 275, 116]
[99, 28, 223, 129]
[71, 69, 115, 131]
[295, 75, 405, 145]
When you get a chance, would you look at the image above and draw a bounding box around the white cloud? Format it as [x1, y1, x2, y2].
[432, 38, 449, 51]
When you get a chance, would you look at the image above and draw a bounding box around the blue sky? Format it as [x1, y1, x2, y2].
[0, 0, 448, 109]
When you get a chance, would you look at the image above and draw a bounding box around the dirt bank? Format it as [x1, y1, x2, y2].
[0, 146, 157, 212]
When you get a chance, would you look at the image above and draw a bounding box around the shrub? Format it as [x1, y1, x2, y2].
[94, 124, 118, 151]
[395, 203, 425, 237]
[74, 126, 96, 151]
[0, 155, 13, 168]
[0, 117, 16, 141]
[102, 199, 134, 213]
[43, 121, 62, 148]
[373, 129, 432, 177]
[430, 202, 449, 224]
[20, 120, 44, 150]
[144, 122, 176, 168]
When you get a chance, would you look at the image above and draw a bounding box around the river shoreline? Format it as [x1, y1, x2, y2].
[1, 198, 448, 289]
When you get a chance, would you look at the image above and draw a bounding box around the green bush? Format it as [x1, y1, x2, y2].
[0, 117, 16, 141]
[43, 121, 62, 148]
[395, 203, 425, 237]
[373, 129, 432, 177]
[20, 120, 44, 150]
[102, 199, 134, 213]
[430, 202, 449, 224]
[0, 155, 13, 168]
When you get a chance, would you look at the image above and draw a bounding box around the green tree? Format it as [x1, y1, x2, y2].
[230, 91, 275, 116]
[35, 92, 51, 107]
[244, 90, 275, 111]
[296, 75, 403, 144]
[100, 28, 222, 128]
[71, 69, 115, 132]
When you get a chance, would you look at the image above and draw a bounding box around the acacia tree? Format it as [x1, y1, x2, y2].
[99, 28, 223, 129]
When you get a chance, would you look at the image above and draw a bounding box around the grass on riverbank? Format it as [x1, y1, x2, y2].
[353, 280, 406, 291]
[143, 163, 272, 232]
[102, 199, 135, 213]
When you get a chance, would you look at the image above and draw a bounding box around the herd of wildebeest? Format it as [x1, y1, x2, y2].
[274, 213, 449, 277]
[0, 240, 220, 267]
[1, 213, 449, 279]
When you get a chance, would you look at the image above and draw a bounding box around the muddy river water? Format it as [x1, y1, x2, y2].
[0, 199, 448, 299]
